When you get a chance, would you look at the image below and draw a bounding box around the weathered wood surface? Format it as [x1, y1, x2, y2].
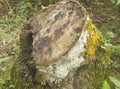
[31, 0, 87, 66]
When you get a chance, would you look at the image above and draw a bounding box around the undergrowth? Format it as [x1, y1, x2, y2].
[0, 0, 32, 87]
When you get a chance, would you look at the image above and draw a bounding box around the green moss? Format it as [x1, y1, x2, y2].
[2, 70, 34, 89]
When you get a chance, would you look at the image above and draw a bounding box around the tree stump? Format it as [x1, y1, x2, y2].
[5, 0, 102, 89]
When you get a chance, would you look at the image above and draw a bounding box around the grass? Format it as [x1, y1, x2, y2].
[0, 0, 30, 87]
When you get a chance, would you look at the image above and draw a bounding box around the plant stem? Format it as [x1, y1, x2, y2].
[5, 0, 11, 12]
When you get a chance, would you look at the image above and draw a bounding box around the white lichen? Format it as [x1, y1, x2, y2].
[37, 30, 89, 84]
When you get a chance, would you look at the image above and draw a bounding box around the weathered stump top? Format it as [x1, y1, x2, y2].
[31, 0, 87, 65]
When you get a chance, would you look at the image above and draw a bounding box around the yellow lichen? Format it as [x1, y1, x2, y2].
[85, 16, 101, 58]
[87, 47, 95, 57]
[84, 17, 112, 65]
[92, 34, 101, 45]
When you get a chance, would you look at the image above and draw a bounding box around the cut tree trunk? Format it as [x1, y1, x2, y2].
[4, 0, 103, 89]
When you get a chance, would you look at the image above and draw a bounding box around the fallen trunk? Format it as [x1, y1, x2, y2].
[4, 0, 103, 89]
